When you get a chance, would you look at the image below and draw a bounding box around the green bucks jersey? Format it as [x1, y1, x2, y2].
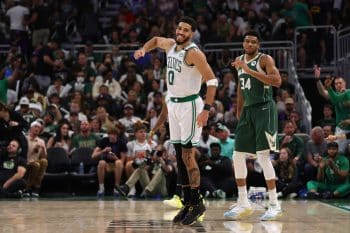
[237, 53, 273, 106]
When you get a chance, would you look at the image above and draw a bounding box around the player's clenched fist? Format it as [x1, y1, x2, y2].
[134, 48, 145, 60]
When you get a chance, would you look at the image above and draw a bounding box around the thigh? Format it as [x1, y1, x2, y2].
[253, 101, 278, 152]
[179, 97, 203, 145]
[235, 108, 256, 154]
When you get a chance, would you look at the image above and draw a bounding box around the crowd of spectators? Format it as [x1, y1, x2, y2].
[0, 0, 349, 200]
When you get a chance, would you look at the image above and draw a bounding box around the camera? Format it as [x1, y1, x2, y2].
[155, 150, 163, 157]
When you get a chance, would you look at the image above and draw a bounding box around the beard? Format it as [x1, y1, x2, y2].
[175, 35, 191, 45]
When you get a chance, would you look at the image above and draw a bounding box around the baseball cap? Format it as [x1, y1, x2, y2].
[124, 103, 134, 110]
[19, 97, 30, 106]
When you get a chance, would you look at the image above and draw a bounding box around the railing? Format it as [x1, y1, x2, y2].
[337, 27, 350, 83]
[203, 41, 294, 72]
[288, 57, 312, 134]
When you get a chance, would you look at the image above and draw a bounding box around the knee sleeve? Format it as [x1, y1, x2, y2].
[257, 150, 276, 180]
[233, 151, 247, 179]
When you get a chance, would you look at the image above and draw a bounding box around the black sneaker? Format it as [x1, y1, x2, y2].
[307, 191, 320, 199]
[31, 187, 40, 198]
[321, 191, 334, 199]
[22, 190, 32, 198]
[6, 190, 23, 198]
[173, 204, 189, 224]
[115, 185, 130, 197]
[181, 201, 206, 226]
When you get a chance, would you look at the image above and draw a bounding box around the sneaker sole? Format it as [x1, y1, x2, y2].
[181, 209, 206, 226]
[260, 212, 282, 221]
[224, 208, 254, 220]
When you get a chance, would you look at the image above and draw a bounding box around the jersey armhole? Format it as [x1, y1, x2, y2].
[183, 47, 198, 67]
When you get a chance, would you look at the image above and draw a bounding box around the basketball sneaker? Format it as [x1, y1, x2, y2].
[260, 204, 282, 221]
[181, 201, 206, 226]
[223, 204, 254, 220]
[164, 195, 183, 209]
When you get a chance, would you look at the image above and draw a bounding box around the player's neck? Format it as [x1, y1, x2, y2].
[175, 41, 191, 51]
[245, 51, 259, 61]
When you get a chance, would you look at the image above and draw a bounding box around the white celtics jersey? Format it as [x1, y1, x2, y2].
[166, 42, 203, 97]
[126, 140, 156, 158]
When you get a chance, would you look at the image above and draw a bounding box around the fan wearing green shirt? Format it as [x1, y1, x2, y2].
[71, 120, 100, 150]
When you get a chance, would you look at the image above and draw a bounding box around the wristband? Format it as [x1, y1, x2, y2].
[203, 104, 211, 111]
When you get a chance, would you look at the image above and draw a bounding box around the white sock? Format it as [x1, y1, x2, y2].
[268, 188, 278, 206]
[129, 186, 136, 195]
[99, 184, 104, 192]
[237, 186, 250, 206]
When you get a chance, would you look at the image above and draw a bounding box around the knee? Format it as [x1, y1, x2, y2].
[115, 160, 124, 169]
[98, 160, 107, 168]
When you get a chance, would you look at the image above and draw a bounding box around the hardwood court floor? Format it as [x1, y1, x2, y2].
[0, 198, 349, 233]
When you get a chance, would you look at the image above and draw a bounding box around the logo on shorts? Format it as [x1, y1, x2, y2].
[265, 131, 277, 151]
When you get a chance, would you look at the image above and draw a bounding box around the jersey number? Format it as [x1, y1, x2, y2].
[168, 71, 174, 85]
[240, 78, 251, 90]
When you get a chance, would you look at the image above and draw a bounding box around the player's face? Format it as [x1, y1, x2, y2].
[243, 35, 259, 56]
[175, 22, 193, 45]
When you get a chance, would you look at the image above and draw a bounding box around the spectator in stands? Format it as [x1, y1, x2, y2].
[215, 123, 235, 160]
[5, 0, 30, 57]
[118, 104, 141, 138]
[123, 144, 175, 198]
[279, 71, 295, 96]
[0, 102, 28, 159]
[323, 125, 333, 139]
[0, 55, 23, 105]
[289, 110, 306, 133]
[25, 120, 48, 197]
[92, 126, 127, 198]
[198, 142, 236, 198]
[30, 0, 51, 48]
[33, 39, 61, 92]
[0, 139, 26, 198]
[73, 52, 97, 81]
[65, 101, 87, 122]
[307, 141, 350, 199]
[95, 106, 115, 132]
[71, 119, 100, 150]
[46, 121, 72, 153]
[281, 0, 312, 27]
[317, 104, 336, 130]
[304, 126, 327, 182]
[315, 66, 350, 153]
[274, 148, 303, 198]
[198, 125, 220, 155]
[46, 75, 67, 98]
[93, 69, 122, 101]
[279, 120, 305, 164]
[124, 121, 157, 196]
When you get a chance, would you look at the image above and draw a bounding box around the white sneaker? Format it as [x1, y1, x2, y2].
[223, 204, 254, 220]
[260, 204, 282, 221]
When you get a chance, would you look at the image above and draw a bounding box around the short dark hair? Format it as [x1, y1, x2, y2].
[327, 141, 338, 149]
[243, 30, 260, 41]
[210, 142, 221, 150]
[179, 16, 197, 32]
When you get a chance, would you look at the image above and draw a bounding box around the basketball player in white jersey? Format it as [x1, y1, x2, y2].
[134, 16, 217, 225]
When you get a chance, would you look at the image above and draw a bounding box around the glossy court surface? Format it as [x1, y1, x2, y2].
[0, 198, 349, 233]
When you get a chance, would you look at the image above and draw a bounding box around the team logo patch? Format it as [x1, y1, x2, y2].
[251, 61, 257, 66]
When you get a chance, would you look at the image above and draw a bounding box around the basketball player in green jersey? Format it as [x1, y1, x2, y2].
[224, 31, 282, 221]
[134, 17, 217, 225]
